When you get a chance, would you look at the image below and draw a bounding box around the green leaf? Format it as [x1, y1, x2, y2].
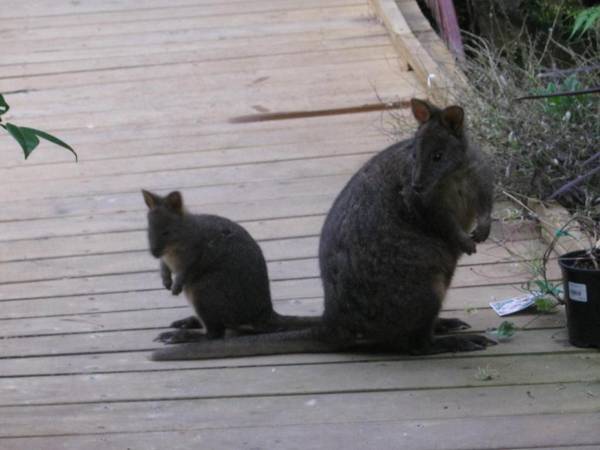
[563, 74, 580, 91]
[583, 9, 600, 32]
[19, 126, 78, 161]
[0, 94, 9, 116]
[555, 228, 573, 238]
[570, 6, 600, 38]
[4, 123, 40, 158]
[570, 10, 591, 38]
[534, 279, 548, 292]
[496, 321, 517, 339]
[535, 297, 556, 313]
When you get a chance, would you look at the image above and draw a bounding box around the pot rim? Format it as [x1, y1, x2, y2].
[558, 249, 600, 273]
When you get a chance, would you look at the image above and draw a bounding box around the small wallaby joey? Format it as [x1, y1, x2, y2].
[151, 98, 496, 360]
[142, 189, 320, 344]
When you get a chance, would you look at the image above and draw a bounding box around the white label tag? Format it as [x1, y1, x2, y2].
[568, 282, 588, 303]
[489, 293, 538, 316]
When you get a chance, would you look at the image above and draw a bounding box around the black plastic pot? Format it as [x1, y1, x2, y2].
[558, 250, 600, 348]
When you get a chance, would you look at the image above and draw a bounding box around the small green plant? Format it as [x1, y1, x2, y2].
[521, 253, 563, 313]
[0, 94, 77, 161]
[494, 320, 517, 341]
[570, 5, 600, 38]
[487, 320, 517, 343]
[534, 297, 558, 313]
[533, 74, 594, 120]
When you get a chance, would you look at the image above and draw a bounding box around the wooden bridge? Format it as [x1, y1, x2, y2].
[0, 1, 598, 448]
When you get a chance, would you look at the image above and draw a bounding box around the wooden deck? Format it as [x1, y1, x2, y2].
[0, 1, 598, 449]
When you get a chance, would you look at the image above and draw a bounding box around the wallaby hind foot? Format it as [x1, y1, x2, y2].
[423, 334, 497, 355]
[154, 329, 209, 344]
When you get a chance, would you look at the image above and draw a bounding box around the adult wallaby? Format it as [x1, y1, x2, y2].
[151, 98, 496, 360]
[142, 190, 320, 344]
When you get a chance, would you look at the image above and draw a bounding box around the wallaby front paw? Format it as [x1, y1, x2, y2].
[162, 277, 172, 290]
[471, 221, 491, 243]
[171, 284, 183, 295]
[460, 237, 477, 255]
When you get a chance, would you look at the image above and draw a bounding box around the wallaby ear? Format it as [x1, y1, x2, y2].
[440, 105, 464, 134]
[164, 191, 184, 214]
[410, 98, 433, 124]
[142, 189, 160, 210]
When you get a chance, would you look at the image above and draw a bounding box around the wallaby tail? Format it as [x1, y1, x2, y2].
[270, 312, 323, 330]
[151, 328, 348, 361]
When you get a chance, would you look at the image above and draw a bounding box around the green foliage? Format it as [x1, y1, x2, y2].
[532, 74, 594, 120]
[487, 320, 517, 343]
[534, 297, 558, 313]
[453, 35, 600, 212]
[555, 228, 574, 238]
[523, 278, 563, 299]
[529, 0, 583, 31]
[496, 321, 517, 339]
[570, 5, 600, 38]
[0, 93, 77, 161]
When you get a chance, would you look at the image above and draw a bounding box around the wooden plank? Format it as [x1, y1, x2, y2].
[0, 27, 387, 68]
[1, 7, 374, 51]
[0, 0, 361, 31]
[0, 0, 293, 18]
[0, 271, 323, 303]
[1, 350, 598, 407]
[0, 134, 384, 185]
[0, 35, 390, 80]
[0, 206, 331, 245]
[4, 59, 414, 114]
[0, 153, 372, 203]
[0, 383, 597, 439]
[0, 109, 392, 168]
[1, 5, 371, 44]
[1, 17, 384, 63]
[0, 255, 321, 285]
[4, 413, 598, 450]
[3, 80, 412, 133]
[2, 45, 398, 96]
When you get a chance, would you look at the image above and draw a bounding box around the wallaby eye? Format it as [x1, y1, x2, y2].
[432, 152, 442, 162]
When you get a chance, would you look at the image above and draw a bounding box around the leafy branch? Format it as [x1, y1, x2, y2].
[570, 5, 600, 39]
[0, 94, 77, 161]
